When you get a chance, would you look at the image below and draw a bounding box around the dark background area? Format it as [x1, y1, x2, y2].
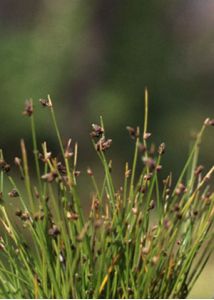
[0, 1, 213, 297]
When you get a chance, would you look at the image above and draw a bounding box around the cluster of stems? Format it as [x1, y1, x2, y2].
[0, 92, 213, 299]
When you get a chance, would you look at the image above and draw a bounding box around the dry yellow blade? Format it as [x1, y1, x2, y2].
[99, 254, 120, 295]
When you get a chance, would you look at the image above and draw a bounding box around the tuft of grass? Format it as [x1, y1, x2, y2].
[0, 92, 213, 299]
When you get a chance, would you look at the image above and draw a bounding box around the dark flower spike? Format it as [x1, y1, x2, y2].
[66, 211, 78, 221]
[163, 218, 170, 229]
[57, 162, 67, 175]
[204, 118, 214, 126]
[175, 183, 187, 195]
[195, 165, 204, 176]
[48, 224, 60, 237]
[3, 164, 10, 173]
[0, 159, 11, 173]
[40, 142, 52, 163]
[87, 168, 93, 176]
[20, 211, 30, 221]
[158, 143, 166, 155]
[143, 132, 151, 140]
[149, 143, 156, 155]
[156, 165, 162, 172]
[126, 126, 135, 139]
[148, 200, 155, 210]
[74, 170, 81, 177]
[34, 211, 45, 221]
[90, 124, 104, 138]
[23, 99, 33, 117]
[125, 169, 131, 178]
[15, 209, 23, 217]
[126, 126, 139, 139]
[8, 189, 19, 198]
[39, 96, 52, 108]
[65, 138, 73, 159]
[96, 138, 112, 151]
[138, 143, 146, 153]
[144, 173, 153, 181]
[209, 119, 214, 126]
[151, 256, 159, 266]
[41, 171, 58, 183]
[14, 157, 21, 166]
[143, 157, 156, 170]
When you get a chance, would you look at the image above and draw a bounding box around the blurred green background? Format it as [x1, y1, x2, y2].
[0, 0, 213, 297]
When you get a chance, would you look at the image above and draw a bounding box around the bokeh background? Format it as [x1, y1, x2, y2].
[0, 0, 213, 297]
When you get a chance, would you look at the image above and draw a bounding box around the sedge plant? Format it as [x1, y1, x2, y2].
[0, 92, 213, 299]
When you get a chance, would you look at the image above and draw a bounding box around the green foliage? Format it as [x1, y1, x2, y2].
[0, 95, 213, 298]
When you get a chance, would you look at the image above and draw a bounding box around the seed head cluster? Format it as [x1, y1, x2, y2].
[0, 98, 212, 299]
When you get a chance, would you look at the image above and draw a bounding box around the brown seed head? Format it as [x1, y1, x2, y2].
[66, 211, 79, 221]
[34, 212, 44, 222]
[163, 218, 170, 229]
[132, 207, 138, 214]
[48, 225, 60, 237]
[156, 165, 162, 172]
[20, 212, 30, 221]
[57, 162, 66, 175]
[138, 143, 146, 153]
[23, 99, 33, 116]
[126, 126, 139, 139]
[144, 173, 153, 181]
[149, 143, 156, 155]
[96, 138, 112, 151]
[41, 171, 58, 183]
[8, 189, 19, 198]
[143, 157, 156, 170]
[194, 165, 204, 176]
[14, 157, 21, 166]
[65, 138, 73, 159]
[142, 247, 150, 255]
[3, 164, 10, 173]
[39, 151, 52, 163]
[90, 124, 104, 138]
[148, 199, 155, 211]
[158, 143, 166, 155]
[74, 170, 81, 177]
[175, 183, 187, 195]
[126, 126, 135, 138]
[125, 169, 131, 178]
[87, 168, 93, 176]
[92, 199, 100, 211]
[151, 256, 159, 265]
[143, 132, 151, 140]
[204, 118, 214, 126]
[0, 160, 10, 173]
[15, 209, 23, 217]
[39, 98, 52, 108]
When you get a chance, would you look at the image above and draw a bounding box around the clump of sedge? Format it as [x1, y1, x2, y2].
[0, 96, 213, 299]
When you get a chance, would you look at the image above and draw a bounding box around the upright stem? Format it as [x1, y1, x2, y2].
[21, 139, 35, 211]
[31, 113, 42, 193]
[143, 87, 149, 174]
